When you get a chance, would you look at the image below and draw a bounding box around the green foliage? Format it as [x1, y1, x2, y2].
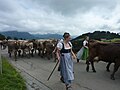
[14, 37, 18, 40]
[6, 36, 12, 40]
[111, 38, 120, 42]
[0, 57, 26, 90]
[0, 34, 6, 40]
[20, 38, 23, 40]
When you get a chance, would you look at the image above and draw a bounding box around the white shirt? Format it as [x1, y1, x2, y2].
[57, 41, 72, 50]
[59, 39, 63, 43]
[83, 40, 88, 47]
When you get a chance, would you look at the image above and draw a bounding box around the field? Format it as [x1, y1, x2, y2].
[102, 38, 120, 42]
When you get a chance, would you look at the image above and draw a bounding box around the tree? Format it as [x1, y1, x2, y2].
[0, 34, 6, 40]
[20, 38, 23, 40]
[14, 37, 18, 40]
[6, 36, 12, 40]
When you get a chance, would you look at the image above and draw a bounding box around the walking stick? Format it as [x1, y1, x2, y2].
[47, 60, 59, 81]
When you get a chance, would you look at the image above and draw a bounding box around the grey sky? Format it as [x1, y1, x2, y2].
[0, 0, 120, 35]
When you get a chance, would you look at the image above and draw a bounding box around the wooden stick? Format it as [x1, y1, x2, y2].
[47, 60, 59, 81]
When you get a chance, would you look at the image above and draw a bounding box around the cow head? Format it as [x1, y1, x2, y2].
[1, 40, 8, 49]
[88, 40, 100, 59]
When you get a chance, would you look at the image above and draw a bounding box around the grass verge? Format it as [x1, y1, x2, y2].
[0, 57, 26, 90]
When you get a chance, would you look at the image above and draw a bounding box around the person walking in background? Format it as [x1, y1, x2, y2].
[52, 39, 63, 62]
[56, 32, 76, 90]
[52, 39, 63, 71]
[76, 36, 89, 63]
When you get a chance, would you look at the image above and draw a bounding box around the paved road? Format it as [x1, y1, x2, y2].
[1, 49, 120, 90]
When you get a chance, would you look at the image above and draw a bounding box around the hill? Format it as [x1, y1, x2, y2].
[0, 31, 63, 39]
[0, 31, 35, 39]
[73, 31, 120, 41]
[33, 33, 63, 39]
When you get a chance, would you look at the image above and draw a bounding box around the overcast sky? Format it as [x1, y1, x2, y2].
[0, 0, 120, 35]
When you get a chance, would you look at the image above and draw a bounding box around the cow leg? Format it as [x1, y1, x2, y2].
[31, 49, 34, 57]
[91, 61, 96, 72]
[35, 49, 37, 54]
[8, 50, 12, 57]
[41, 50, 44, 58]
[14, 50, 17, 61]
[40, 49, 44, 58]
[106, 62, 112, 72]
[22, 49, 25, 57]
[53, 53, 57, 62]
[2, 45, 6, 50]
[86, 56, 94, 72]
[18, 50, 21, 57]
[111, 63, 120, 80]
[9, 52, 11, 57]
[86, 59, 90, 72]
[38, 49, 40, 56]
[27, 50, 31, 58]
[47, 52, 50, 60]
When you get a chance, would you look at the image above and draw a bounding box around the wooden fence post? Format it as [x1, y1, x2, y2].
[0, 44, 2, 74]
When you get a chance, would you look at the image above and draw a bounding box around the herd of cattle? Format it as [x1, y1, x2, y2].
[0, 39, 57, 61]
[0, 39, 120, 80]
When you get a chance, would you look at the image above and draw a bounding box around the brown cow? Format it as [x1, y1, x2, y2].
[32, 40, 44, 57]
[0, 40, 8, 49]
[42, 39, 57, 60]
[18, 40, 33, 58]
[7, 40, 20, 61]
[86, 40, 120, 80]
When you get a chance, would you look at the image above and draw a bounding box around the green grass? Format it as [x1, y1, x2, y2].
[102, 38, 120, 42]
[0, 57, 26, 90]
[110, 38, 120, 42]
